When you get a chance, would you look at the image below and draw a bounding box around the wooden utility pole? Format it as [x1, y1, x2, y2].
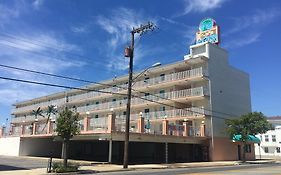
[123, 22, 156, 169]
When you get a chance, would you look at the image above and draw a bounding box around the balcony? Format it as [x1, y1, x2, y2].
[12, 67, 207, 115]
[76, 87, 208, 114]
[11, 114, 55, 124]
[9, 105, 208, 139]
[12, 98, 65, 115]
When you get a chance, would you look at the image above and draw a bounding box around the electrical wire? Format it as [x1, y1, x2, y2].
[0, 63, 238, 118]
[0, 75, 230, 120]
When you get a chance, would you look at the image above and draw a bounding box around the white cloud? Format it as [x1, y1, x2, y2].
[0, 33, 86, 105]
[176, 0, 227, 16]
[32, 0, 44, 10]
[225, 8, 280, 35]
[0, 34, 81, 54]
[0, 3, 21, 25]
[223, 33, 260, 48]
[95, 7, 157, 71]
[71, 25, 89, 33]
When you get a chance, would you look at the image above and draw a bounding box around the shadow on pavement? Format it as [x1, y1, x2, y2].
[0, 165, 29, 171]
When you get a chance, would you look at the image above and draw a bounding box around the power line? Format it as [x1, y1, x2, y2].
[0, 76, 127, 96]
[0, 75, 229, 120]
[0, 63, 238, 118]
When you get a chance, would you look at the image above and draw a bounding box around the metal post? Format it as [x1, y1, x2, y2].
[108, 139, 113, 163]
[258, 143, 261, 160]
[165, 142, 168, 164]
[123, 31, 134, 169]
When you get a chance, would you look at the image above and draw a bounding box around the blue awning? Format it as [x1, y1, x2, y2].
[232, 134, 260, 143]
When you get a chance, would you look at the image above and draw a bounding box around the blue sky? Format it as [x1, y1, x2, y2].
[0, 0, 280, 125]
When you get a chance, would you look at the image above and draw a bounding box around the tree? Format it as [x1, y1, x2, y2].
[41, 105, 57, 132]
[55, 107, 80, 168]
[32, 105, 57, 133]
[32, 107, 44, 120]
[225, 112, 272, 162]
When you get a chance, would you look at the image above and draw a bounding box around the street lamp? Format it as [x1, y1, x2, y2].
[132, 62, 161, 84]
[123, 22, 156, 169]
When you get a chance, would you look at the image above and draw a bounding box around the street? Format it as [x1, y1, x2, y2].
[99, 164, 281, 175]
[0, 156, 47, 171]
[0, 156, 281, 175]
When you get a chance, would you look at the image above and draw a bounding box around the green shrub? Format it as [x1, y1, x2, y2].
[51, 162, 79, 173]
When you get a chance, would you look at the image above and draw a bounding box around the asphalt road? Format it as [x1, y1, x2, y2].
[0, 156, 281, 175]
[98, 164, 281, 175]
[0, 156, 47, 171]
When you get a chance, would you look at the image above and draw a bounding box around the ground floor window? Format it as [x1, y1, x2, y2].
[276, 147, 280, 153]
[264, 147, 269, 153]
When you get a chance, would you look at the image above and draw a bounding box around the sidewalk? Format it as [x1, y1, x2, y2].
[0, 159, 278, 175]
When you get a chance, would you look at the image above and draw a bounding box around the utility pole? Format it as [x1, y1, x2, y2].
[123, 22, 156, 169]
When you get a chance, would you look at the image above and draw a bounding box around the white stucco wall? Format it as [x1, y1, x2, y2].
[0, 137, 21, 156]
[197, 43, 251, 137]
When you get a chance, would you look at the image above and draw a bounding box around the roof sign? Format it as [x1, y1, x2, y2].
[196, 18, 220, 45]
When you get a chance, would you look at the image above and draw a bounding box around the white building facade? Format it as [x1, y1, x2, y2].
[255, 117, 281, 159]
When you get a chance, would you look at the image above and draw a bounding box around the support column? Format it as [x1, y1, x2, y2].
[32, 122, 37, 135]
[200, 124, 206, 136]
[83, 116, 89, 132]
[183, 122, 190, 136]
[108, 139, 113, 163]
[137, 113, 144, 133]
[21, 125, 24, 136]
[165, 142, 168, 164]
[107, 113, 116, 133]
[162, 119, 169, 135]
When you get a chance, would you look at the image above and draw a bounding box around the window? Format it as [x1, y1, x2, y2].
[160, 74, 165, 81]
[159, 90, 165, 98]
[265, 135, 269, 142]
[144, 109, 150, 118]
[277, 147, 280, 153]
[145, 93, 150, 99]
[260, 135, 262, 141]
[144, 108, 150, 113]
[160, 106, 165, 111]
[144, 77, 150, 84]
[123, 111, 126, 116]
[95, 115, 99, 118]
[96, 101, 99, 105]
[245, 144, 251, 153]
[272, 135, 276, 142]
[264, 147, 269, 153]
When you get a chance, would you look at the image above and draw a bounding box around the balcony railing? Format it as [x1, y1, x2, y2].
[12, 98, 65, 114]
[76, 87, 208, 114]
[12, 67, 207, 114]
[11, 114, 55, 124]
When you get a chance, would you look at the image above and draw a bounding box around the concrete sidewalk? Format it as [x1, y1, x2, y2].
[0, 159, 278, 175]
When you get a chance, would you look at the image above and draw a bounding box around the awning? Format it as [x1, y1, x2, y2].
[232, 134, 260, 143]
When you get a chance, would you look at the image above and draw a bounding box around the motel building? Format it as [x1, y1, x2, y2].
[0, 19, 256, 163]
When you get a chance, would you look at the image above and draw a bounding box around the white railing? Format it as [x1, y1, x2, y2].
[116, 107, 208, 122]
[133, 67, 206, 88]
[11, 114, 46, 124]
[13, 67, 207, 114]
[90, 117, 108, 132]
[76, 87, 207, 113]
[12, 98, 65, 114]
[11, 126, 21, 136]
